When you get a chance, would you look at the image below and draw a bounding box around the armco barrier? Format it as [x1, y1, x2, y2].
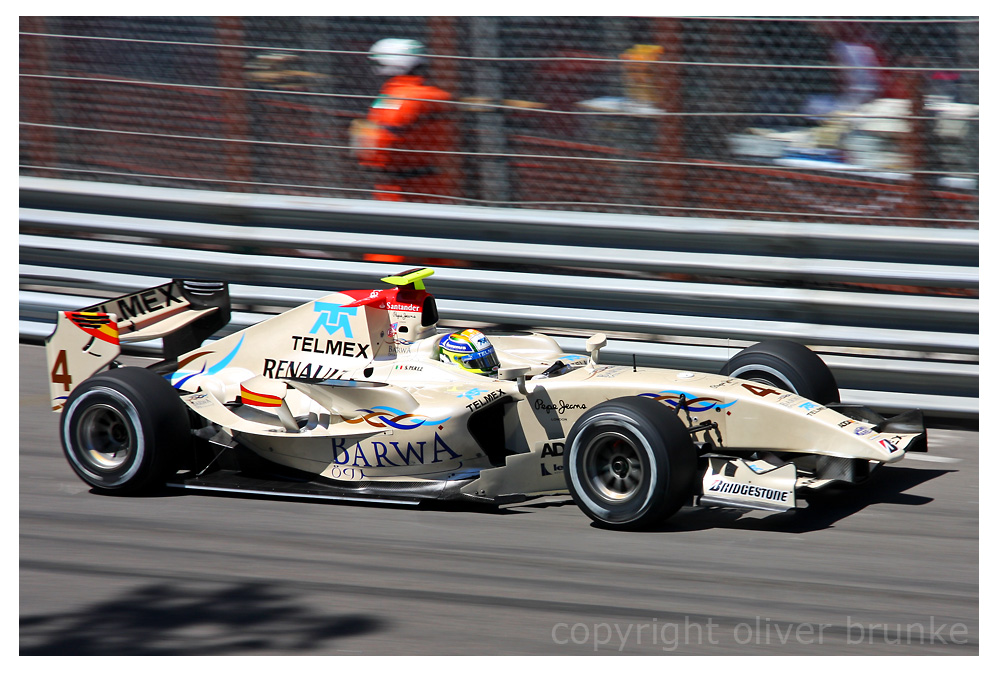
[19, 178, 978, 417]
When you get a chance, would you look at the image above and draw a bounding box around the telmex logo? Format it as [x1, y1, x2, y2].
[311, 303, 357, 338]
[93, 282, 183, 321]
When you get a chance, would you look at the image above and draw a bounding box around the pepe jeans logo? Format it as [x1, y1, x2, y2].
[310, 303, 357, 337]
[534, 399, 587, 415]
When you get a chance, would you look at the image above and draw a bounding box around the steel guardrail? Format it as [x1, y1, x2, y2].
[20, 177, 979, 265]
[19, 178, 978, 417]
[19, 208, 980, 289]
[18, 233, 979, 354]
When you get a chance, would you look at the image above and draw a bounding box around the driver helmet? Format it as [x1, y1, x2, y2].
[369, 38, 427, 77]
[439, 329, 500, 375]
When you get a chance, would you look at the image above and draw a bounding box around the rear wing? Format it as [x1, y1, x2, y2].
[45, 280, 230, 411]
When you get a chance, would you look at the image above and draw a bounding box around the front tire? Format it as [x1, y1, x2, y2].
[720, 340, 840, 404]
[565, 396, 697, 529]
[60, 367, 191, 494]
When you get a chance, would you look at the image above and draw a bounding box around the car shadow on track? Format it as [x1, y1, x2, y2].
[644, 466, 953, 534]
[94, 485, 542, 517]
[88, 466, 951, 534]
[20, 580, 385, 655]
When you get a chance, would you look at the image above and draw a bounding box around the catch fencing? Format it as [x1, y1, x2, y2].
[19, 177, 978, 417]
[20, 16, 978, 226]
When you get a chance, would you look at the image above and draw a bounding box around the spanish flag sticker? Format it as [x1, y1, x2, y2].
[240, 385, 283, 408]
[67, 312, 119, 345]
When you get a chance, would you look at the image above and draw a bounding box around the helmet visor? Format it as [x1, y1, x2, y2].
[462, 345, 500, 373]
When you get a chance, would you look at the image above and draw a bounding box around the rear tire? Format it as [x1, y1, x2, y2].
[60, 367, 191, 494]
[720, 340, 840, 404]
[565, 396, 697, 529]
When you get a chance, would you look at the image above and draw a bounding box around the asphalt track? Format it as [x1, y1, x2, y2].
[19, 343, 979, 655]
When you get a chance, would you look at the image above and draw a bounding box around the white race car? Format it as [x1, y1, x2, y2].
[46, 268, 927, 529]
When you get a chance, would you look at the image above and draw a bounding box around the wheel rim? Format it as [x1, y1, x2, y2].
[581, 430, 646, 502]
[76, 403, 135, 472]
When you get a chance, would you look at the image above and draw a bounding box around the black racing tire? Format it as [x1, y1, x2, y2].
[720, 340, 840, 405]
[565, 396, 697, 530]
[60, 366, 191, 494]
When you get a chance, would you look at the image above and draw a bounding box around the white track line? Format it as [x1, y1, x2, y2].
[905, 454, 962, 464]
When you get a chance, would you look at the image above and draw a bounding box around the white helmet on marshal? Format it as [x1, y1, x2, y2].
[369, 38, 426, 76]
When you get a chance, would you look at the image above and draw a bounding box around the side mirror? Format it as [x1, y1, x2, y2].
[498, 366, 532, 398]
[586, 333, 608, 370]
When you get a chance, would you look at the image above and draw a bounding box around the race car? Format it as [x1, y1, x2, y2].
[46, 268, 927, 529]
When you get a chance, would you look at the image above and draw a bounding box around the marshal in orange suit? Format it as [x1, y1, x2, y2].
[352, 38, 455, 205]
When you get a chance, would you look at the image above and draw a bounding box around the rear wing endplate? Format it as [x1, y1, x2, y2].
[45, 280, 230, 411]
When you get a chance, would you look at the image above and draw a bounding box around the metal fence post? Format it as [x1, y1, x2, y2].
[471, 17, 509, 204]
[216, 16, 252, 191]
[428, 16, 461, 202]
[19, 18, 57, 177]
[654, 18, 684, 214]
[957, 17, 979, 182]
[901, 68, 927, 225]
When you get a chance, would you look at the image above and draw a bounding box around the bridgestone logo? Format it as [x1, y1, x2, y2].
[709, 479, 790, 503]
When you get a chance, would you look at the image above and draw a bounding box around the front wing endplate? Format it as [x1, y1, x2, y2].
[698, 457, 797, 512]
